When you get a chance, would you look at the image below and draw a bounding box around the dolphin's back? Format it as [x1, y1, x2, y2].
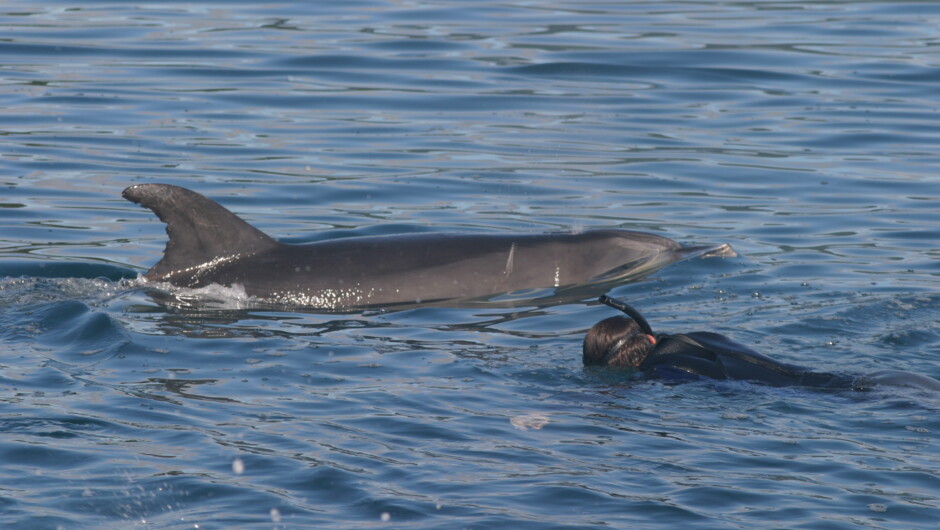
[210, 230, 679, 305]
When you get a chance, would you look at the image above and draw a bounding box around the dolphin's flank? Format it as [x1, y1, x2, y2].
[123, 183, 729, 309]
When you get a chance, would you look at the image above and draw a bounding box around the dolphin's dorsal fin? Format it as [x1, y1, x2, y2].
[123, 183, 279, 280]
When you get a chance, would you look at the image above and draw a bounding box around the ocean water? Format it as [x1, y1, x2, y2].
[2, 1, 939, 528]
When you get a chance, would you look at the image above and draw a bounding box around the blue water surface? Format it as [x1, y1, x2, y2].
[2, 1, 939, 528]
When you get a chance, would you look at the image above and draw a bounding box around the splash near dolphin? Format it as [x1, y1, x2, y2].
[123, 184, 732, 309]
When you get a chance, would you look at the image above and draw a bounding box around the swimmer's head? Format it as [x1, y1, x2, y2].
[583, 296, 657, 368]
[583, 316, 657, 368]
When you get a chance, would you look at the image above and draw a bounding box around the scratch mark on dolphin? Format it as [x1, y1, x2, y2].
[505, 242, 516, 276]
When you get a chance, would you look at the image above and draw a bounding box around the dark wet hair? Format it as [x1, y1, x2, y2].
[582, 316, 655, 368]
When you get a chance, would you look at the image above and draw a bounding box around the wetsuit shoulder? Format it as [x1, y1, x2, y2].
[643, 331, 825, 387]
[640, 333, 730, 381]
[681, 332, 809, 386]
[678, 332, 770, 360]
[674, 333, 860, 388]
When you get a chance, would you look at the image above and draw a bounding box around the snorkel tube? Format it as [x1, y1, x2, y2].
[598, 295, 654, 336]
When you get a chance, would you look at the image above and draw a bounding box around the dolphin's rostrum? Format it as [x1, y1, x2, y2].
[123, 183, 729, 309]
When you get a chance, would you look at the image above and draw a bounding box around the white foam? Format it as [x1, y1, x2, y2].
[141, 279, 257, 310]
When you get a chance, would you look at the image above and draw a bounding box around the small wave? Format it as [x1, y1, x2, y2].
[0, 260, 138, 282]
[0, 276, 135, 309]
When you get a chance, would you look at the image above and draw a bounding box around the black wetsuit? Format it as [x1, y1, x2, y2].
[639, 332, 857, 389]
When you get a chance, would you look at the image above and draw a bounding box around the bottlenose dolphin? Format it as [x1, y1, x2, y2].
[123, 183, 730, 309]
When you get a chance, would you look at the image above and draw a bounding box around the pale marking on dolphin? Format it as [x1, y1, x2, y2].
[505, 243, 516, 276]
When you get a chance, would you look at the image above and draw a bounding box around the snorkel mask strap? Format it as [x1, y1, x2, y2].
[598, 295, 654, 336]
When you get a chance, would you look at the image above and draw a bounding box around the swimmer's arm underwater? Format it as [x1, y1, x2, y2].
[643, 351, 728, 381]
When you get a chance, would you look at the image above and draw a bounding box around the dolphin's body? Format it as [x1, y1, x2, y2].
[123, 184, 728, 309]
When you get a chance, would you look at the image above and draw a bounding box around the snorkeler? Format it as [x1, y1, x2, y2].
[584, 295, 940, 391]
